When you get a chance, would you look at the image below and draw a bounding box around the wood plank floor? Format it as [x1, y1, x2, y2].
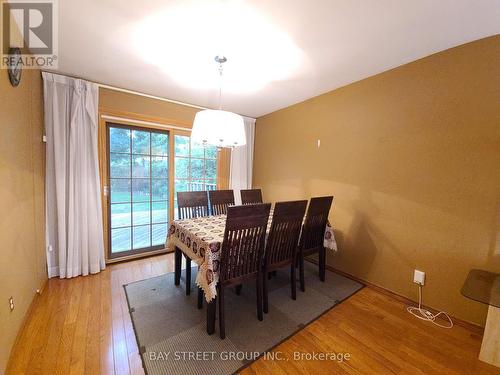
[6, 254, 500, 375]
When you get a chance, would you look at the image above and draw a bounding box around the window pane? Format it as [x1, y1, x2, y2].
[132, 130, 150, 154]
[174, 200, 179, 220]
[190, 158, 204, 179]
[109, 127, 130, 153]
[190, 180, 205, 191]
[111, 227, 131, 253]
[111, 203, 131, 228]
[191, 140, 204, 158]
[132, 179, 150, 202]
[206, 159, 217, 179]
[152, 201, 168, 223]
[132, 155, 150, 178]
[175, 157, 189, 178]
[152, 179, 168, 200]
[174, 135, 190, 156]
[152, 224, 167, 246]
[206, 180, 217, 191]
[152, 156, 168, 178]
[152, 133, 168, 156]
[110, 153, 130, 178]
[205, 145, 217, 159]
[133, 225, 151, 249]
[175, 180, 189, 195]
[133, 202, 150, 226]
[110, 179, 131, 203]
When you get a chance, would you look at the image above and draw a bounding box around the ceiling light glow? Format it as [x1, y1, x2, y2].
[132, 1, 303, 93]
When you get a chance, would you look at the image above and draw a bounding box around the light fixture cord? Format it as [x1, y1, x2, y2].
[218, 62, 223, 110]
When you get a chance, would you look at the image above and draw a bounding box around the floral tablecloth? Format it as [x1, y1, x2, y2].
[166, 212, 337, 302]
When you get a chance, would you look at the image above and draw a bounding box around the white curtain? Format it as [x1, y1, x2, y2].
[43, 72, 105, 278]
[230, 116, 256, 205]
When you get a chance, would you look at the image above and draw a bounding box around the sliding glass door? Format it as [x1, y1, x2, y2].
[107, 124, 169, 258]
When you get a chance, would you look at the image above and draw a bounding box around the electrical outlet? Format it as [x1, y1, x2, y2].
[9, 296, 14, 312]
[413, 270, 425, 285]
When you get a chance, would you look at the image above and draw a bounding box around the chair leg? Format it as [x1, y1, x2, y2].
[218, 286, 225, 339]
[263, 269, 269, 314]
[174, 247, 181, 286]
[291, 263, 297, 300]
[299, 252, 305, 292]
[207, 298, 216, 335]
[197, 287, 203, 309]
[185, 256, 191, 295]
[319, 247, 326, 282]
[235, 284, 242, 295]
[256, 275, 263, 321]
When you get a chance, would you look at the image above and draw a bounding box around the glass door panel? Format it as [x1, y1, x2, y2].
[173, 135, 218, 219]
[107, 124, 169, 258]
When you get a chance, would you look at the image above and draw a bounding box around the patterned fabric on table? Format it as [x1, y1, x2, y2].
[166, 213, 337, 302]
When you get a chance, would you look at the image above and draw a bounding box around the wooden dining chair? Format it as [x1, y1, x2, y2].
[217, 203, 271, 339]
[240, 189, 263, 205]
[298, 196, 333, 292]
[175, 191, 209, 306]
[208, 190, 235, 215]
[263, 200, 307, 314]
[177, 191, 210, 219]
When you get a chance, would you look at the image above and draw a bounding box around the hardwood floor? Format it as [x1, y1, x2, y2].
[6, 254, 500, 375]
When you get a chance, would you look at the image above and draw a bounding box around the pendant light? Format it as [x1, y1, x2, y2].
[191, 56, 246, 148]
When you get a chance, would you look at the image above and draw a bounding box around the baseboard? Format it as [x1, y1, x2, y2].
[305, 257, 484, 335]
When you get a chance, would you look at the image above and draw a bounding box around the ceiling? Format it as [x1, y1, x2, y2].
[54, 0, 500, 118]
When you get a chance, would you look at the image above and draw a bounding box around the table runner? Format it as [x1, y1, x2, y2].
[166, 212, 337, 302]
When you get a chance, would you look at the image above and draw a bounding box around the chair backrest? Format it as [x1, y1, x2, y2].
[177, 191, 209, 219]
[300, 196, 333, 253]
[265, 200, 308, 267]
[208, 190, 235, 215]
[240, 189, 263, 205]
[219, 203, 271, 283]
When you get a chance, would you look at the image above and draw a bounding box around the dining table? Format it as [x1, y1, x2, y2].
[165, 208, 338, 334]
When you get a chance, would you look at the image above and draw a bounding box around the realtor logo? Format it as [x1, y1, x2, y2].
[2, 0, 58, 69]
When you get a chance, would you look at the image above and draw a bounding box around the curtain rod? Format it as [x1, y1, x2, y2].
[41, 70, 256, 120]
[100, 114, 191, 132]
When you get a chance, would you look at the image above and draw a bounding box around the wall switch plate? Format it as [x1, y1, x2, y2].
[413, 270, 425, 285]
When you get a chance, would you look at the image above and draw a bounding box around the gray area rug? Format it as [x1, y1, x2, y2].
[124, 261, 363, 375]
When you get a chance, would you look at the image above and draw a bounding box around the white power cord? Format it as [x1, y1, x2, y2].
[407, 284, 453, 329]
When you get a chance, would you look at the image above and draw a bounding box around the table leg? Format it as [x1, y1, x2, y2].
[174, 247, 181, 286]
[185, 256, 191, 295]
[197, 287, 203, 309]
[479, 305, 500, 367]
[206, 298, 216, 335]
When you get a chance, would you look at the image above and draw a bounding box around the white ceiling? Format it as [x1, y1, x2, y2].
[54, 0, 500, 118]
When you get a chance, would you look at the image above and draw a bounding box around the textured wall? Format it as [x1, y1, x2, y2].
[0, 68, 46, 371]
[254, 35, 500, 326]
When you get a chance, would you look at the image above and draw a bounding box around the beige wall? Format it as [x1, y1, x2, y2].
[254, 35, 500, 326]
[0, 67, 46, 372]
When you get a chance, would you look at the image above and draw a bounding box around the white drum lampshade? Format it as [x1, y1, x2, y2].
[191, 109, 246, 148]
